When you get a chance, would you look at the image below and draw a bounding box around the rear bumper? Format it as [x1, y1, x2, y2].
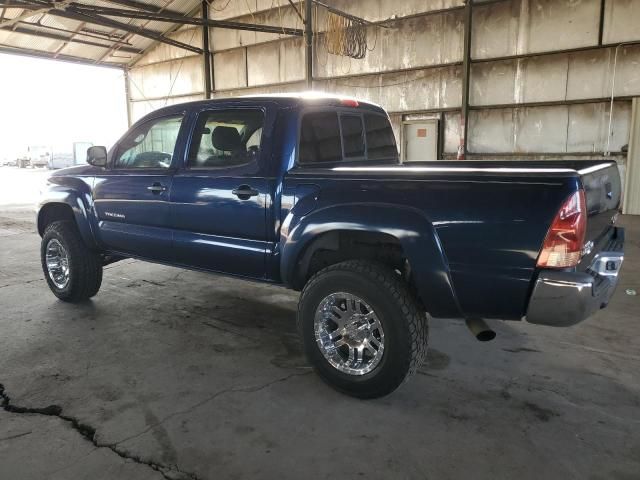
[526, 227, 624, 327]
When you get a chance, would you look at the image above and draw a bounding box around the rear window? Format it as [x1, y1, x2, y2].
[341, 115, 365, 158]
[299, 112, 342, 164]
[364, 113, 397, 159]
[299, 110, 397, 164]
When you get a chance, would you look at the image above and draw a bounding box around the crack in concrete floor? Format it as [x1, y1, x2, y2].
[0, 371, 312, 480]
[0, 383, 200, 480]
[112, 371, 312, 447]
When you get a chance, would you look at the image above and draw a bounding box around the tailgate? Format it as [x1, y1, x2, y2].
[580, 162, 621, 245]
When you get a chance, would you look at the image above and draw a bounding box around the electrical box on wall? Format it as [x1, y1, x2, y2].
[402, 119, 439, 161]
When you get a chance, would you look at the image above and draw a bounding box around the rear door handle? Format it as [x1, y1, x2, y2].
[232, 185, 259, 200]
[147, 183, 167, 194]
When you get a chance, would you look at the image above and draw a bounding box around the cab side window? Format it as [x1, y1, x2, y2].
[299, 112, 342, 164]
[187, 109, 264, 168]
[298, 111, 398, 164]
[114, 115, 183, 169]
[364, 113, 398, 160]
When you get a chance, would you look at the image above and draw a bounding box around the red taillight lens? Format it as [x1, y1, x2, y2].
[537, 190, 587, 268]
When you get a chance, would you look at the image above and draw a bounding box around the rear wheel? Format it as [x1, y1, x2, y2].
[298, 260, 429, 398]
[41, 221, 103, 302]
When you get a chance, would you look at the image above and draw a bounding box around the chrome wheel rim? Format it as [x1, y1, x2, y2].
[45, 239, 70, 289]
[314, 292, 385, 376]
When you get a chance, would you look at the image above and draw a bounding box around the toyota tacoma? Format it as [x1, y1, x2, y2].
[37, 94, 624, 398]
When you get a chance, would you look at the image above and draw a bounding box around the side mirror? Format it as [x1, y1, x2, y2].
[87, 146, 107, 167]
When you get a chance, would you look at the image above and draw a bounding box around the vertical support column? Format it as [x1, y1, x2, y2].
[123, 67, 132, 127]
[437, 113, 445, 160]
[202, 0, 213, 99]
[305, 0, 313, 89]
[598, 0, 606, 45]
[458, 0, 473, 159]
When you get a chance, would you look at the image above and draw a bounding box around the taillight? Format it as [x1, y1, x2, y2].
[537, 190, 587, 268]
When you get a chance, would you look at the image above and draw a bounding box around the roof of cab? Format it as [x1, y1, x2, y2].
[141, 91, 385, 122]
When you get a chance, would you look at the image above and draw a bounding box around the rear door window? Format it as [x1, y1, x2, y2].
[299, 112, 342, 164]
[187, 109, 264, 169]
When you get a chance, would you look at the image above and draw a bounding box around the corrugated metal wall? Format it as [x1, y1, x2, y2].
[127, 27, 205, 121]
[126, 0, 640, 165]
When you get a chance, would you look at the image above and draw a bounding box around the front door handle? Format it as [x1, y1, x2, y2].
[147, 183, 167, 194]
[232, 185, 259, 200]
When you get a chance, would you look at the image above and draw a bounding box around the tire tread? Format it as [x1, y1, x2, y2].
[41, 221, 102, 302]
[298, 260, 429, 397]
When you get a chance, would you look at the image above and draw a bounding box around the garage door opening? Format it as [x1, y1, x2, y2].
[0, 53, 127, 206]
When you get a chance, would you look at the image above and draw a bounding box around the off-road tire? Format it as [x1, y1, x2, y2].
[298, 260, 429, 398]
[41, 221, 103, 302]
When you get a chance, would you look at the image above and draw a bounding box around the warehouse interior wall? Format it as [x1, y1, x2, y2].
[125, 0, 640, 176]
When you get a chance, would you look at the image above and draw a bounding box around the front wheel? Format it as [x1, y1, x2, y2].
[41, 221, 103, 302]
[298, 260, 429, 398]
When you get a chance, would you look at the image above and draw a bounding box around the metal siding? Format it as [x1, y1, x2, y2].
[128, 55, 204, 100]
[603, 0, 640, 44]
[114, 0, 640, 196]
[134, 27, 203, 66]
[213, 48, 247, 90]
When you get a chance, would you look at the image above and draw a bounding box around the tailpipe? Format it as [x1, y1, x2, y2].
[465, 318, 496, 342]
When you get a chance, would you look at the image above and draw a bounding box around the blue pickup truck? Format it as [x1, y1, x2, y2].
[37, 93, 624, 398]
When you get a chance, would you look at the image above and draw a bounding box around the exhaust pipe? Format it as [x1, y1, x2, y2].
[465, 318, 496, 342]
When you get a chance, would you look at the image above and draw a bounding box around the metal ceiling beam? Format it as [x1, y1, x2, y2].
[103, 0, 182, 15]
[67, 3, 305, 36]
[19, 19, 132, 45]
[95, 0, 188, 64]
[287, 0, 304, 23]
[0, 23, 143, 53]
[127, 3, 201, 67]
[0, 0, 8, 24]
[53, 8, 203, 54]
[0, 0, 71, 28]
[0, 43, 124, 67]
[3, 0, 307, 67]
[52, 17, 90, 58]
[80, 27, 127, 41]
[1, 0, 203, 53]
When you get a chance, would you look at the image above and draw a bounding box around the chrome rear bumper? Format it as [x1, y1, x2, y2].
[525, 228, 624, 327]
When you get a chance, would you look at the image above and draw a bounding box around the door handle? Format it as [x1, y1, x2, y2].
[147, 183, 167, 194]
[232, 185, 259, 200]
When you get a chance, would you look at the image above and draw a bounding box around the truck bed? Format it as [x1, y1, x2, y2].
[284, 159, 620, 320]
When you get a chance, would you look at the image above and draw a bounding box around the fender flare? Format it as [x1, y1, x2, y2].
[280, 203, 463, 318]
[37, 186, 98, 249]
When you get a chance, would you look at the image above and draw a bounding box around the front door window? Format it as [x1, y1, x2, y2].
[114, 115, 183, 169]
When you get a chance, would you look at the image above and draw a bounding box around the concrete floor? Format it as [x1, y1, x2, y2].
[0, 168, 639, 480]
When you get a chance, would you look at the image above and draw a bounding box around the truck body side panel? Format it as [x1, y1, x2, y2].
[279, 200, 462, 318]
